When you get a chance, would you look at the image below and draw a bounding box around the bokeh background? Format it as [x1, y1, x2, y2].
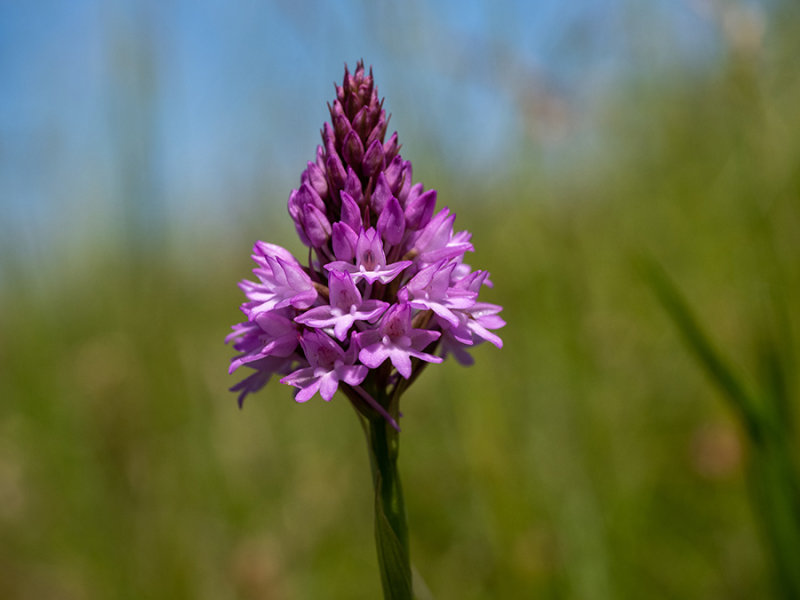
[2, 1, 799, 598]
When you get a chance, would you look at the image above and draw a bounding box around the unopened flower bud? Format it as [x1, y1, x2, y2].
[362, 138, 385, 178]
[344, 167, 363, 206]
[339, 191, 363, 230]
[342, 129, 365, 170]
[405, 188, 436, 230]
[303, 203, 332, 248]
[371, 172, 393, 214]
[377, 196, 406, 246]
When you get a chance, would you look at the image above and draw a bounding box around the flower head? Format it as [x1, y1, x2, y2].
[228, 61, 503, 428]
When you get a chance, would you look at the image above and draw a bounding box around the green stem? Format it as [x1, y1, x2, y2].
[365, 415, 413, 599]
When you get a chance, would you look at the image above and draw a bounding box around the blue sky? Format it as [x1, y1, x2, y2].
[0, 0, 722, 259]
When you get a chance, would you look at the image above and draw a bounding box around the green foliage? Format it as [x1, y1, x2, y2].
[644, 259, 800, 598]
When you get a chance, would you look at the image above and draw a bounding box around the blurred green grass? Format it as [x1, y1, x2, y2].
[2, 15, 800, 600]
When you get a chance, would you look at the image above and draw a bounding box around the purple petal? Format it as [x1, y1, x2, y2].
[332, 314, 357, 341]
[318, 372, 340, 401]
[368, 261, 412, 285]
[409, 328, 441, 351]
[380, 303, 412, 338]
[420, 302, 461, 327]
[469, 321, 504, 348]
[338, 364, 368, 386]
[231, 369, 272, 408]
[324, 260, 360, 276]
[387, 346, 413, 378]
[252, 242, 299, 266]
[328, 270, 361, 309]
[294, 377, 322, 403]
[479, 314, 506, 329]
[298, 329, 346, 368]
[353, 329, 381, 351]
[232, 356, 292, 407]
[358, 342, 391, 370]
[357, 299, 390, 321]
[294, 305, 339, 329]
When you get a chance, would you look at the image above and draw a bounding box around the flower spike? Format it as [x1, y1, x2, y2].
[227, 60, 503, 426]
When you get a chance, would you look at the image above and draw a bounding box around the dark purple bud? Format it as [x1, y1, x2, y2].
[293, 220, 311, 247]
[377, 196, 406, 245]
[342, 129, 364, 169]
[366, 111, 388, 148]
[362, 138, 385, 178]
[371, 172, 393, 214]
[359, 66, 374, 104]
[354, 60, 366, 80]
[383, 132, 400, 163]
[344, 92, 361, 120]
[396, 161, 413, 205]
[406, 182, 423, 206]
[384, 155, 404, 193]
[288, 191, 311, 247]
[315, 145, 325, 170]
[305, 162, 329, 199]
[365, 100, 381, 123]
[343, 65, 355, 96]
[326, 152, 347, 191]
[296, 182, 325, 211]
[303, 203, 331, 247]
[331, 222, 358, 261]
[340, 191, 363, 230]
[405, 188, 436, 230]
[351, 106, 370, 141]
[344, 167, 363, 205]
[330, 99, 351, 142]
[322, 122, 337, 156]
[287, 189, 302, 223]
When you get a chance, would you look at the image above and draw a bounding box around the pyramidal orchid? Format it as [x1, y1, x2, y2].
[226, 61, 504, 599]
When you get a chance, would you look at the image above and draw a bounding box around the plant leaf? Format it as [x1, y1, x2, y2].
[641, 258, 765, 442]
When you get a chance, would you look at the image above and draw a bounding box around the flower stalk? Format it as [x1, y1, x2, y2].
[366, 408, 413, 599]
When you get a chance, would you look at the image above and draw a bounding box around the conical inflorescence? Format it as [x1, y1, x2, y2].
[227, 61, 504, 428]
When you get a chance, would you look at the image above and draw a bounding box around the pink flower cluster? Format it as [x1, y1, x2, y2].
[227, 62, 503, 428]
